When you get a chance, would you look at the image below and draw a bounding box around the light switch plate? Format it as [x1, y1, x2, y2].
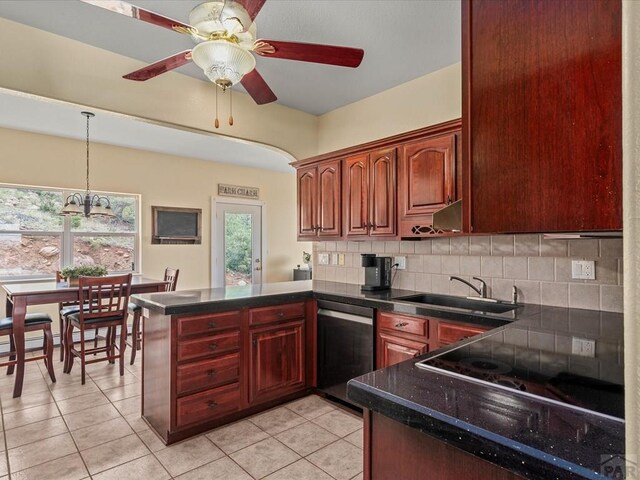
[338, 254, 345, 266]
[394, 256, 407, 270]
[572, 337, 596, 357]
[330, 253, 338, 265]
[571, 260, 595, 280]
[318, 253, 329, 265]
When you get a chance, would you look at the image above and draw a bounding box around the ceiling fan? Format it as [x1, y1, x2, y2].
[80, 0, 365, 108]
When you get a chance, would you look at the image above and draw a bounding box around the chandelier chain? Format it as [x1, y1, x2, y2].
[86, 113, 90, 193]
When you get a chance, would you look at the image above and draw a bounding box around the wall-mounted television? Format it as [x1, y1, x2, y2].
[152, 206, 202, 244]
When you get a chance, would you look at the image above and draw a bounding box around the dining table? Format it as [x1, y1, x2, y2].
[2, 275, 169, 397]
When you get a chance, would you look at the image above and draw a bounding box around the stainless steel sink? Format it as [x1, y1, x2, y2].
[392, 293, 519, 314]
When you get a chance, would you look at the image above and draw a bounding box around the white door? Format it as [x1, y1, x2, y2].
[213, 200, 263, 287]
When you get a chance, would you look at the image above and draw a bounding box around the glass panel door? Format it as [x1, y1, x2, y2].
[214, 202, 262, 287]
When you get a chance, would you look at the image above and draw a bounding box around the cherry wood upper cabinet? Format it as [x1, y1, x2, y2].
[398, 134, 457, 236]
[317, 161, 342, 237]
[463, 0, 622, 233]
[343, 148, 397, 238]
[369, 148, 396, 236]
[344, 154, 369, 237]
[296, 166, 317, 239]
[296, 160, 341, 239]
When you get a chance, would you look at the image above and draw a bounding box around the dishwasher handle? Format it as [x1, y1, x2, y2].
[318, 308, 373, 326]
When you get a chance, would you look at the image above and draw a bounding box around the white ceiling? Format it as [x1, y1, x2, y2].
[0, 89, 295, 172]
[0, 0, 461, 116]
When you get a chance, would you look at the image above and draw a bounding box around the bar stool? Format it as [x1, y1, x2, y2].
[1, 313, 56, 384]
[126, 267, 179, 364]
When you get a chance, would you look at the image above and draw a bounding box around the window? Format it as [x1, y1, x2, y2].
[0, 185, 140, 279]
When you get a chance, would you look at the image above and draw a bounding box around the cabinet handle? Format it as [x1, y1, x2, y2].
[395, 322, 409, 328]
[207, 369, 217, 377]
[209, 343, 218, 351]
[277, 312, 285, 318]
[207, 401, 218, 409]
[208, 321, 217, 329]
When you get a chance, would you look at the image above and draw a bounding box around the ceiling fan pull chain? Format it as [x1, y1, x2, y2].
[229, 88, 234, 126]
[214, 85, 220, 129]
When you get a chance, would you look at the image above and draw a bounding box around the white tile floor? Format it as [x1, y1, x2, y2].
[0, 351, 364, 479]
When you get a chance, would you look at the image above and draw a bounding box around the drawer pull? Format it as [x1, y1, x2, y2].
[209, 343, 218, 351]
[207, 369, 217, 377]
[395, 322, 409, 328]
[208, 321, 217, 329]
[207, 401, 218, 409]
[277, 312, 285, 318]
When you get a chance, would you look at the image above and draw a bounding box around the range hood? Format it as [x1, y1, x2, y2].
[431, 200, 622, 238]
[432, 199, 462, 232]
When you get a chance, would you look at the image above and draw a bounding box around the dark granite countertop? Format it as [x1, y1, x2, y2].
[132, 280, 624, 479]
[348, 305, 625, 480]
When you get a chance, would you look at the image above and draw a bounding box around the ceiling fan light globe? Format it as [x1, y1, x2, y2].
[192, 40, 256, 87]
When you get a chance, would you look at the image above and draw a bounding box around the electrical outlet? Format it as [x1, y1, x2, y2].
[318, 253, 329, 265]
[572, 337, 596, 358]
[571, 260, 596, 280]
[394, 256, 406, 270]
[338, 253, 345, 266]
[330, 253, 338, 265]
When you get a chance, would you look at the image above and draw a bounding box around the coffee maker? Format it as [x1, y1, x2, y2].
[361, 254, 393, 291]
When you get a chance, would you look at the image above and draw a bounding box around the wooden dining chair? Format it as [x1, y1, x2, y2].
[126, 267, 179, 365]
[55, 271, 85, 362]
[1, 313, 56, 384]
[63, 273, 132, 384]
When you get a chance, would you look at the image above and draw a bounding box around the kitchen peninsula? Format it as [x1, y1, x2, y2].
[131, 280, 624, 479]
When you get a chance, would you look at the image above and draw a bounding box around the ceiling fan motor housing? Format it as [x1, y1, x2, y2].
[189, 1, 256, 48]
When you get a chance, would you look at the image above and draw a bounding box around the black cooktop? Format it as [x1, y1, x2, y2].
[417, 327, 624, 419]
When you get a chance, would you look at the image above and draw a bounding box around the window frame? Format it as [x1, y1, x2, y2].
[0, 183, 141, 281]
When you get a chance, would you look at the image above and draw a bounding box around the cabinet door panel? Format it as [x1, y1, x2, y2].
[465, 0, 621, 232]
[401, 135, 455, 218]
[369, 148, 396, 236]
[297, 166, 317, 238]
[344, 154, 370, 237]
[437, 322, 488, 348]
[317, 160, 342, 236]
[249, 320, 305, 405]
[378, 332, 428, 369]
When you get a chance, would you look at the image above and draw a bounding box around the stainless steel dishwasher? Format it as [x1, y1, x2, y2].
[317, 299, 374, 406]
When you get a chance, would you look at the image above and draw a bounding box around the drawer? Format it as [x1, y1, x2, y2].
[378, 312, 428, 338]
[177, 311, 241, 338]
[438, 322, 488, 346]
[176, 353, 240, 396]
[249, 302, 305, 326]
[176, 382, 240, 428]
[177, 331, 240, 362]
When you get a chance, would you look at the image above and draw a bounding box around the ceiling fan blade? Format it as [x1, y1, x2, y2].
[255, 40, 364, 68]
[240, 69, 277, 105]
[235, 0, 267, 21]
[123, 50, 193, 81]
[80, 0, 195, 33]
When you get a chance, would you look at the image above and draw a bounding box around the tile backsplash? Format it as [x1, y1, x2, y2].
[312, 235, 623, 313]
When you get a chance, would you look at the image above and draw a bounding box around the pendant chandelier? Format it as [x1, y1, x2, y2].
[60, 112, 114, 218]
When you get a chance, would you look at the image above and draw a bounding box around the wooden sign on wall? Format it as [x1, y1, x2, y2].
[218, 184, 259, 200]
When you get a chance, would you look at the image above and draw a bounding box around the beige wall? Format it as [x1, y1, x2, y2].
[623, 0, 639, 462]
[316, 63, 461, 154]
[0, 127, 309, 291]
[0, 18, 318, 161]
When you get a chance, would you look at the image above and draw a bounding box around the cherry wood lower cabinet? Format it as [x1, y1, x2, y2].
[376, 312, 490, 368]
[249, 319, 305, 405]
[142, 300, 315, 444]
[364, 410, 524, 480]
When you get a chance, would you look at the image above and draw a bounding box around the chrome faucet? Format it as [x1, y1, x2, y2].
[449, 276, 487, 298]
